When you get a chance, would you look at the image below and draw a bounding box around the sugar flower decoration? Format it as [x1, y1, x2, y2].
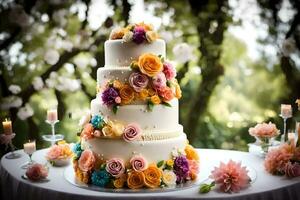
[173, 155, 189, 183]
[130, 155, 148, 172]
[26, 163, 49, 181]
[123, 123, 142, 142]
[101, 87, 119, 106]
[91, 115, 105, 129]
[106, 158, 125, 178]
[91, 170, 111, 187]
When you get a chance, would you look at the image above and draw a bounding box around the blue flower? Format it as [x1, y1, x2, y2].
[91, 170, 111, 187]
[72, 142, 83, 159]
[91, 115, 105, 129]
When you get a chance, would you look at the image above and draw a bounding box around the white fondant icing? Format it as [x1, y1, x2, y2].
[105, 39, 166, 67]
[83, 134, 187, 163]
[97, 67, 131, 87]
[91, 97, 179, 132]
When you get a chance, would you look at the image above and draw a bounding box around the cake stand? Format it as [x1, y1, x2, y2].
[42, 120, 64, 146]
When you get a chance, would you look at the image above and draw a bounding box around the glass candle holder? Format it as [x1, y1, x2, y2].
[21, 140, 36, 169]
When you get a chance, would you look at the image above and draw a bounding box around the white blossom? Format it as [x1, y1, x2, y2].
[44, 49, 60, 65]
[282, 38, 296, 56]
[172, 43, 194, 63]
[8, 84, 21, 94]
[17, 104, 34, 120]
[32, 77, 44, 91]
[0, 96, 22, 110]
[61, 40, 73, 52]
[122, 31, 133, 42]
[159, 31, 173, 43]
[74, 56, 89, 69]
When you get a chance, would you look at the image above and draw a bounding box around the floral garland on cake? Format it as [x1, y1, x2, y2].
[99, 53, 181, 113]
[78, 112, 142, 141]
[72, 142, 200, 189]
[109, 22, 159, 44]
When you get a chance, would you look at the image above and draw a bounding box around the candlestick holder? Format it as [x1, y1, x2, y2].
[42, 120, 64, 146]
[279, 114, 291, 143]
[0, 133, 22, 159]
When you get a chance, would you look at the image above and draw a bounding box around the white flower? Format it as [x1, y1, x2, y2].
[0, 96, 22, 110]
[78, 112, 91, 127]
[61, 40, 73, 52]
[44, 49, 60, 65]
[8, 84, 21, 94]
[171, 149, 179, 157]
[172, 43, 194, 63]
[282, 38, 296, 56]
[17, 104, 34, 120]
[74, 56, 89, 69]
[122, 31, 133, 42]
[162, 170, 177, 187]
[32, 77, 44, 91]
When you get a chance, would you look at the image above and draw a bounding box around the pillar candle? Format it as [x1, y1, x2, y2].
[23, 141, 36, 155]
[2, 119, 12, 135]
[280, 104, 292, 118]
[47, 109, 58, 122]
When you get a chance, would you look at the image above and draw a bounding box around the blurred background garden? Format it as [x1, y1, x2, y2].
[0, 0, 300, 155]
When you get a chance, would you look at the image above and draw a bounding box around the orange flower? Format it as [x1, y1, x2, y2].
[136, 22, 153, 31]
[147, 88, 156, 96]
[158, 87, 174, 102]
[119, 84, 135, 104]
[150, 95, 161, 105]
[136, 89, 149, 101]
[138, 53, 163, 77]
[185, 145, 199, 161]
[127, 171, 145, 189]
[110, 28, 126, 40]
[143, 164, 162, 188]
[113, 173, 127, 188]
[80, 124, 94, 140]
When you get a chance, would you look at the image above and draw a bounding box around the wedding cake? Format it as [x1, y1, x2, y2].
[73, 23, 199, 189]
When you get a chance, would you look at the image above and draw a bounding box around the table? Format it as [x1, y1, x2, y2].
[1, 148, 300, 200]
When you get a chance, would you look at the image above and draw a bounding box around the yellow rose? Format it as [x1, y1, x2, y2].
[147, 88, 156, 96]
[113, 80, 123, 89]
[110, 121, 125, 137]
[150, 95, 161, 105]
[136, 89, 149, 101]
[127, 171, 145, 189]
[138, 53, 163, 77]
[113, 178, 125, 188]
[119, 84, 135, 104]
[136, 22, 153, 31]
[110, 28, 126, 40]
[185, 145, 199, 161]
[143, 164, 162, 188]
[102, 125, 114, 137]
[146, 31, 159, 43]
[175, 82, 182, 99]
[166, 159, 174, 167]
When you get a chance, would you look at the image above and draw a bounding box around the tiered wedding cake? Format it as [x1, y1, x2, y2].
[73, 23, 199, 189]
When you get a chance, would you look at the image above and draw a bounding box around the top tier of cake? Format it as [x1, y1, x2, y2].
[104, 39, 166, 67]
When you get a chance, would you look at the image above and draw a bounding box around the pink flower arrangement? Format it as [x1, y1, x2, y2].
[163, 62, 176, 80]
[209, 160, 251, 193]
[46, 145, 62, 160]
[130, 155, 148, 172]
[129, 72, 149, 92]
[123, 123, 141, 142]
[152, 72, 167, 90]
[78, 149, 95, 172]
[248, 122, 279, 138]
[158, 87, 174, 102]
[106, 158, 125, 178]
[264, 143, 298, 176]
[26, 163, 48, 181]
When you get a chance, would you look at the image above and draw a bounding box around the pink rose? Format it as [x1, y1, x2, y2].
[130, 155, 148, 172]
[26, 163, 48, 181]
[123, 123, 142, 142]
[163, 62, 176, 80]
[78, 149, 95, 172]
[106, 158, 125, 177]
[46, 145, 62, 160]
[115, 96, 121, 104]
[249, 122, 279, 138]
[129, 72, 149, 92]
[188, 159, 199, 175]
[152, 72, 166, 90]
[158, 86, 174, 102]
[285, 162, 300, 177]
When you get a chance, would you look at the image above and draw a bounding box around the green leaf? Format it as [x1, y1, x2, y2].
[147, 100, 154, 111]
[158, 54, 165, 62]
[199, 182, 215, 194]
[162, 102, 172, 107]
[157, 160, 165, 168]
[100, 163, 106, 170]
[112, 105, 119, 114]
[130, 62, 139, 70]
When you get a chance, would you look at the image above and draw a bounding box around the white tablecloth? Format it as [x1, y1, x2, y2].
[1, 148, 300, 200]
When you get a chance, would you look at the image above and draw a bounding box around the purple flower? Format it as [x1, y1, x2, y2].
[101, 87, 119, 106]
[129, 72, 149, 92]
[173, 156, 189, 183]
[132, 27, 146, 44]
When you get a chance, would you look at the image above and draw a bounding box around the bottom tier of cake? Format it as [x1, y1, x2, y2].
[72, 134, 200, 189]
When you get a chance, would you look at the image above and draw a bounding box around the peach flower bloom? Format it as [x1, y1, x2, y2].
[78, 149, 95, 172]
[248, 122, 279, 138]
